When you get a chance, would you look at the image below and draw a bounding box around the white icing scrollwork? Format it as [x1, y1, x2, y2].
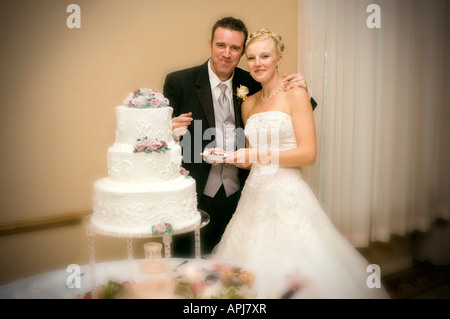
[134, 121, 153, 137]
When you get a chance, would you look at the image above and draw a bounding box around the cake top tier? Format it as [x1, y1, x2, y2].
[123, 88, 170, 109]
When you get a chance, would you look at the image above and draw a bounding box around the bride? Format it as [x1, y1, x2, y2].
[212, 29, 389, 299]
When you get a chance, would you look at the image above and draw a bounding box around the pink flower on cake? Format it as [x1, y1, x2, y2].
[140, 88, 155, 96]
[134, 140, 148, 152]
[133, 137, 170, 153]
[154, 92, 165, 101]
[154, 223, 168, 233]
[132, 95, 150, 107]
[123, 87, 170, 108]
[145, 139, 163, 152]
[152, 222, 173, 235]
[160, 141, 169, 149]
[180, 167, 190, 177]
[150, 98, 161, 107]
[123, 92, 134, 106]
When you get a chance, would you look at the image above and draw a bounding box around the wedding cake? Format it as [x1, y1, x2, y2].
[91, 88, 200, 235]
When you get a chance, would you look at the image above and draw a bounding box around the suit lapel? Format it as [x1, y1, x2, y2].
[196, 62, 215, 129]
[232, 75, 244, 129]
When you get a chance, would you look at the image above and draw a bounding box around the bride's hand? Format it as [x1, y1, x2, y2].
[202, 147, 227, 166]
[224, 148, 257, 169]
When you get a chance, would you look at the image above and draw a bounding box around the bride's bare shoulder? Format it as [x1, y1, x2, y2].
[286, 87, 308, 100]
[286, 87, 311, 112]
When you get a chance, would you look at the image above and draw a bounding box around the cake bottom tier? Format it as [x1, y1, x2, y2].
[91, 176, 200, 235]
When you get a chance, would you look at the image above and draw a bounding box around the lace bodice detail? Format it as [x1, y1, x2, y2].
[245, 111, 297, 152]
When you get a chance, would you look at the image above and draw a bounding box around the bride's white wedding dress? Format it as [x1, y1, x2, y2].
[213, 111, 389, 299]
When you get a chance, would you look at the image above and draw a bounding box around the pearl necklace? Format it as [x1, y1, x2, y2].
[260, 81, 285, 103]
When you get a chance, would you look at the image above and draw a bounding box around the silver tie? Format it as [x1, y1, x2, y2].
[218, 83, 230, 118]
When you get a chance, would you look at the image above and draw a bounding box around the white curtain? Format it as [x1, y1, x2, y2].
[298, 0, 450, 248]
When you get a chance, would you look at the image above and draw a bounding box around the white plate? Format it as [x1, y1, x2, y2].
[201, 151, 229, 163]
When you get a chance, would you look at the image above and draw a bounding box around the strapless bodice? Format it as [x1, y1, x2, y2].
[244, 111, 297, 152]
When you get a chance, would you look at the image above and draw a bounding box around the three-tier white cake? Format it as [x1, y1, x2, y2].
[91, 88, 200, 235]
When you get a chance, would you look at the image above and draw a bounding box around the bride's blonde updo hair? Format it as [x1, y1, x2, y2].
[245, 28, 285, 54]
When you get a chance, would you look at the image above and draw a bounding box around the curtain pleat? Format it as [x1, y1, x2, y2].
[298, 0, 450, 248]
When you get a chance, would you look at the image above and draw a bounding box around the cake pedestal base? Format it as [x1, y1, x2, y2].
[82, 210, 209, 299]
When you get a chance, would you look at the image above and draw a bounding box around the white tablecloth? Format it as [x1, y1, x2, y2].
[0, 258, 201, 299]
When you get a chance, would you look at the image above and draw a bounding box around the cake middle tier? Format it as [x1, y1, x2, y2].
[108, 143, 182, 183]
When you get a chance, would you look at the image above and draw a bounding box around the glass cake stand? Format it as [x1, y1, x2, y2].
[82, 210, 209, 299]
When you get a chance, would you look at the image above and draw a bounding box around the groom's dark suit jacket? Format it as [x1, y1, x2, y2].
[163, 60, 318, 198]
[163, 60, 262, 198]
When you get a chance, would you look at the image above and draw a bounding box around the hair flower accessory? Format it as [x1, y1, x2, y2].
[123, 88, 170, 108]
[235, 85, 249, 101]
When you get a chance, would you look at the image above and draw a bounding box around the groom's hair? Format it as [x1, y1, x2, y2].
[211, 16, 248, 46]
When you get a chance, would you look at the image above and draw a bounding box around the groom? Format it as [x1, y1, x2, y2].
[163, 16, 316, 257]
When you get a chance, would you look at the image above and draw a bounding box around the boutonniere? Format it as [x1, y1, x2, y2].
[235, 85, 249, 102]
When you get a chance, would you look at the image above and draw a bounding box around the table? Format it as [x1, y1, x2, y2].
[84, 210, 210, 298]
[0, 258, 204, 299]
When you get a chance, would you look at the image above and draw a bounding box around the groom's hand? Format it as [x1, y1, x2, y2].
[171, 112, 193, 137]
[283, 73, 308, 91]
